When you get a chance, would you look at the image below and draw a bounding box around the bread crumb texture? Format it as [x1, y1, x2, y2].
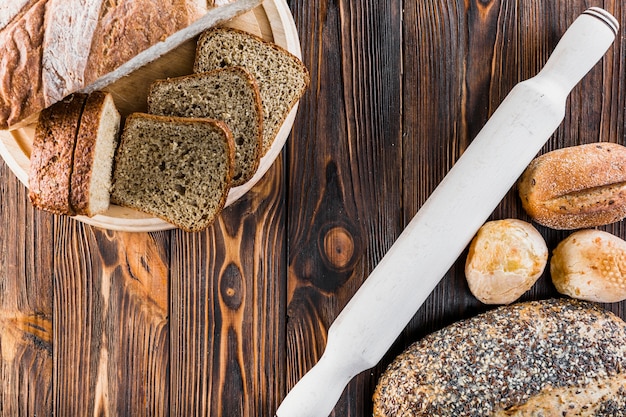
[372, 298, 626, 417]
[111, 114, 233, 232]
[551, 229, 626, 303]
[194, 27, 310, 153]
[148, 67, 262, 186]
[465, 219, 548, 305]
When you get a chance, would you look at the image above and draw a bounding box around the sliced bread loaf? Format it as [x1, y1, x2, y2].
[148, 66, 262, 186]
[28, 93, 87, 215]
[70, 91, 121, 217]
[111, 113, 235, 232]
[194, 27, 309, 154]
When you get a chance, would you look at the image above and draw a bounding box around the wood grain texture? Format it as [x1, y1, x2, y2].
[169, 156, 285, 417]
[53, 222, 170, 416]
[285, 0, 402, 415]
[0, 160, 53, 416]
[0, 1, 626, 417]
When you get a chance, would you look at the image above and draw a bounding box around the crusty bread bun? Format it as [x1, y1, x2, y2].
[372, 298, 626, 416]
[518, 142, 626, 230]
[551, 229, 626, 303]
[465, 219, 548, 304]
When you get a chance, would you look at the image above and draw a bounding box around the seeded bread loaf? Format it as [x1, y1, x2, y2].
[111, 113, 235, 232]
[28, 93, 87, 215]
[148, 67, 262, 186]
[373, 298, 626, 416]
[70, 91, 120, 217]
[0, 0, 262, 129]
[194, 27, 310, 153]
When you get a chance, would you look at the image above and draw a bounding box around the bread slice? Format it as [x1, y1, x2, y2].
[70, 91, 121, 217]
[111, 113, 235, 232]
[194, 27, 309, 154]
[373, 298, 626, 416]
[148, 67, 262, 186]
[28, 93, 87, 215]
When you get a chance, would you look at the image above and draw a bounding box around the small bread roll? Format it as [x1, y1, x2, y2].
[465, 219, 548, 304]
[551, 229, 626, 303]
[518, 143, 626, 230]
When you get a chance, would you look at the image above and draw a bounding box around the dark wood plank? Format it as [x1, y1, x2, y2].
[402, 0, 626, 333]
[285, 0, 403, 415]
[169, 155, 286, 417]
[284, 0, 626, 415]
[0, 160, 53, 417]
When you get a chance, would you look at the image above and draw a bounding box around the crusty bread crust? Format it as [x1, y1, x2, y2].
[373, 298, 626, 416]
[551, 229, 626, 303]
[518, 142, 626, 230]
[465, 219, 548, 305]
[0, 0, 262, 130]
[0, 0, 47, 130]
[28, 93, 87, 215]
[70, 91, 120, 216]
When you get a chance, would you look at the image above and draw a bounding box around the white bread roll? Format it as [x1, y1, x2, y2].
[465, 219, 548, 304]
[551, 229, 626, 303]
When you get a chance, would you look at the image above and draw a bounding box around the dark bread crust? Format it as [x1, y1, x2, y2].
[28, 93, 87, 215]
[0, 0, 47, 130]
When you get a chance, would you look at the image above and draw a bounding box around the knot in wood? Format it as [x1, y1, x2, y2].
[220, 263, 244, 310]
[321, 226, 355, 271]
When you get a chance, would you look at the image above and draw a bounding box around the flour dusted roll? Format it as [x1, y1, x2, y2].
[518, 142, 626, 230]
[372, 298, 626, 416]
[551, 229, 626, 303]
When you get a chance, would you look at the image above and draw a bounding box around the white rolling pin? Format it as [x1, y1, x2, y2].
[275, 7, 618, 417]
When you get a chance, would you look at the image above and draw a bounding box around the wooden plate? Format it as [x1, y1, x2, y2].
[0, 0, 302, 232]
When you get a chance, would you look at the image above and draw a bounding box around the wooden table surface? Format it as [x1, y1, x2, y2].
[1, 1, 626, 416]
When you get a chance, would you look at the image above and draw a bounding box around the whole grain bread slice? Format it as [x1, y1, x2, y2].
[111, 113, 235, 232]
[70, 91, 121, 217]
[28, 93, 87, 215]
[148, 66, 262, 186]
[194, 27, 309, 154]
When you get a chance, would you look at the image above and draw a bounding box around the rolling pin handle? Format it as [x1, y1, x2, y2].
[275, 351, 354, 417]
[536, 7, 618, 94]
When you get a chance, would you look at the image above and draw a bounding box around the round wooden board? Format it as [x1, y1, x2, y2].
[0, 0, 302, 232]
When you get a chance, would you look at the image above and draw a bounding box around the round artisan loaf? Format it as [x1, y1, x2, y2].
[465, 219, 548, 305]
[372, 298, 626, 416]
[551, 229, 626, 303]
[518, 142, 626, 230]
